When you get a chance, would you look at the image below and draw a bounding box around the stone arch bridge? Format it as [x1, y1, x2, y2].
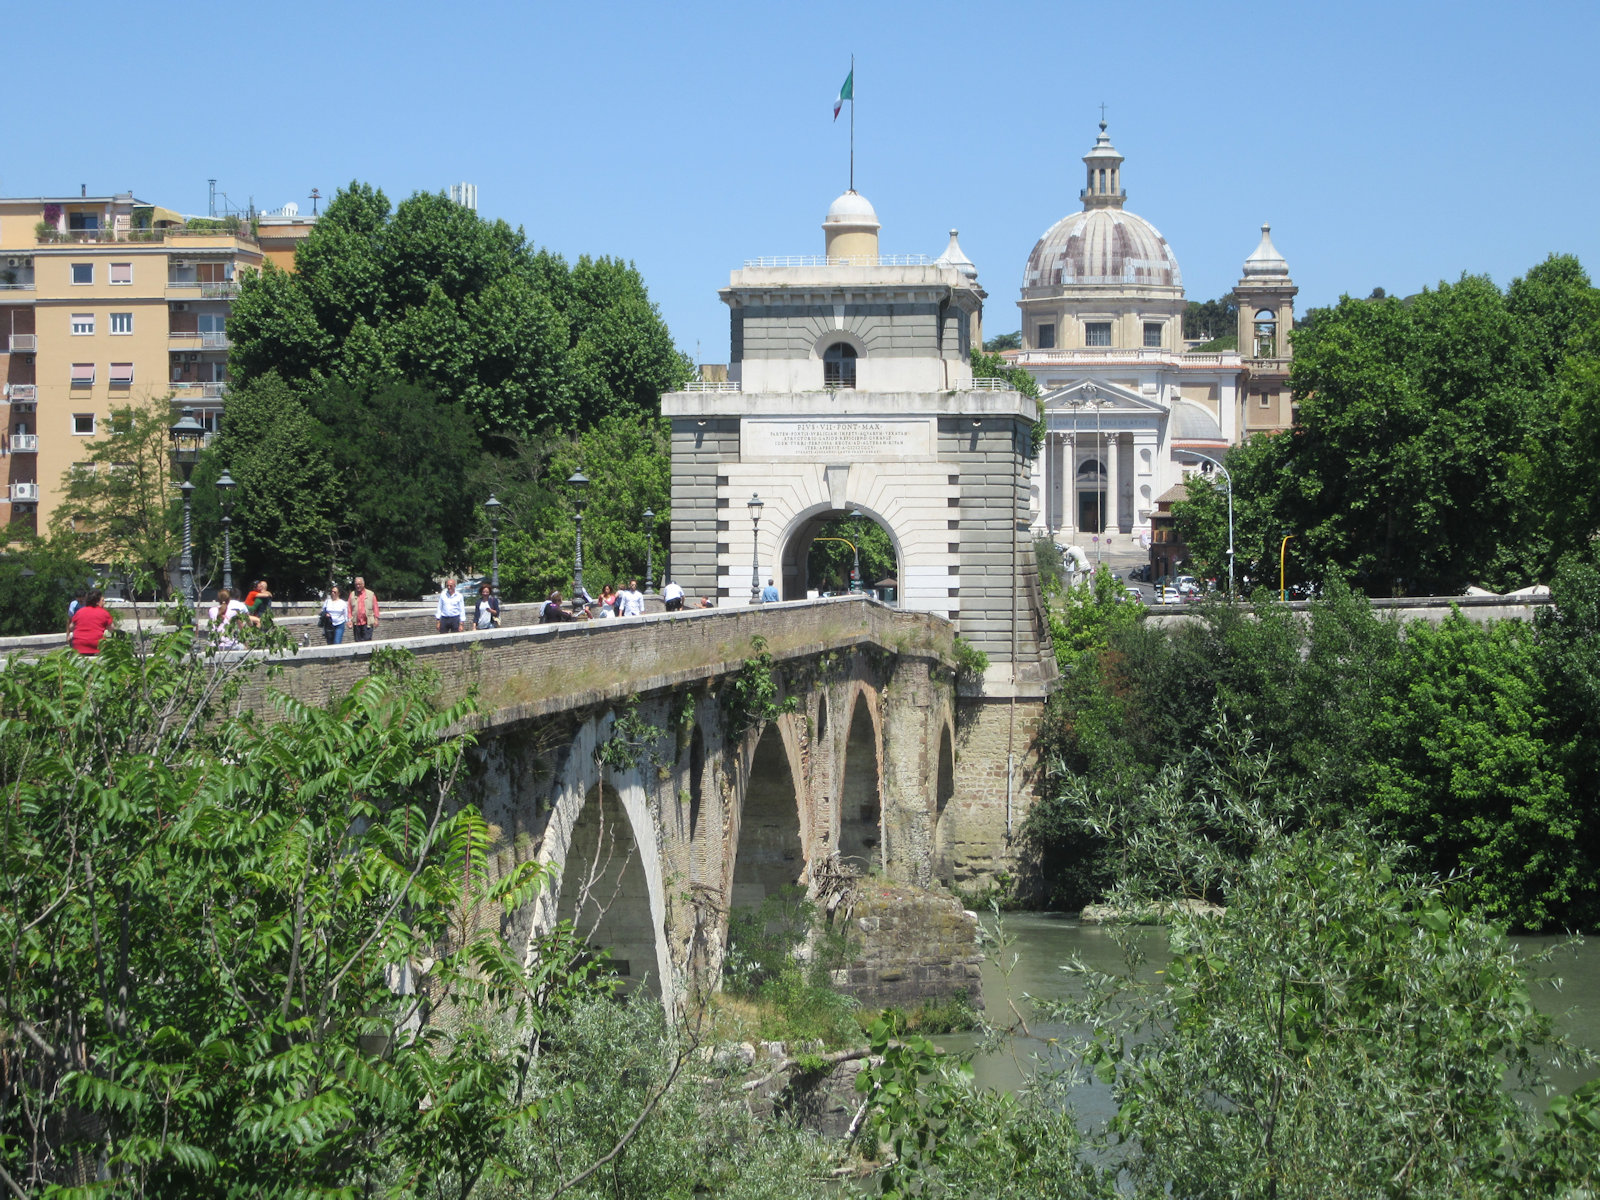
[239, 598, 1001, 1015]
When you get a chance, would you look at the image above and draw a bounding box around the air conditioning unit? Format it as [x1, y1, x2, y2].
[173, 302, 188, 312]
[5, 258, 18, 268]
[172, 259, 190, 268]
[13, 403, 35, 414]
[188, 353, 200, 362]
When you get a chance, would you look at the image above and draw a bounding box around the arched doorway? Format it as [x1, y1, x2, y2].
[731, 723, 805, 910]
[838, 693, 881, 871]
[1076, 458, 1106, 534]
[779, 506, 899, 601]
[555, 783, 661, 995]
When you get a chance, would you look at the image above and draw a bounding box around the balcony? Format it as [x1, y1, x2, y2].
[38, 225, 256, 247]
[5, 384, 36, 401]
[9, 334, 36, 353]
[9, 482, 38, 502]
[201, 381, 228, 399]
[201, 331, 230, 350]
[200, 282, 239, 299]
[169, 331, 229, 352]
[9, 433, 38, 453]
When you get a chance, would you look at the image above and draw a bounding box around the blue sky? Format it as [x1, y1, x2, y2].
[10, 0, 1597, 361]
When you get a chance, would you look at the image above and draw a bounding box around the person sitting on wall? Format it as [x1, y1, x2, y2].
[760, 578, 780, 604]
[68, 589, 116, 656]
[662, 578, 685, 612]
[541, 590, 589, 623]
[245, 579, 273, 619]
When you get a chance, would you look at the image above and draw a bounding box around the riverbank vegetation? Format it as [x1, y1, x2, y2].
[1028, 550, 1600, 932]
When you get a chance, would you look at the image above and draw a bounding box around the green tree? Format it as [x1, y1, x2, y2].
[804, 514, 895, 593]
[0, 632, 615, 1194]
[982, 330, 1021, 352]
[229, 185, 690, 440]
[1182, 294, 1237, 341]
[48, 397, 180, 597]
[0, 537, 93, 635]
[203, 372, 340, 597]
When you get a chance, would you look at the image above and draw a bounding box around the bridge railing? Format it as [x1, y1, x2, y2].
[228, 596, 957, 727]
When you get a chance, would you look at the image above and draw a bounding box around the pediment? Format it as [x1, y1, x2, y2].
[1040, 380, 1166, 415]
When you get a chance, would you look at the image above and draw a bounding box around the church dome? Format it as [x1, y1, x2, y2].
[1025, 208, 1182, 289]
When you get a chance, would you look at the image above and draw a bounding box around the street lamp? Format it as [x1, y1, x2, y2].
[483, 493, 502, 592]
[643, 507, 655, 594]
[1279, 532, 1297, 602]
[848, 509, 863, 590]
[215, 467, 236, 593]
[1176, 451, 1234, 598]
[167, 406, 205, 605]
[747, 493, 763, 602]
[567, 471, 590, 601]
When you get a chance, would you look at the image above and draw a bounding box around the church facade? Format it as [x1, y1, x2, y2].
[1012, 122, 1299, 544]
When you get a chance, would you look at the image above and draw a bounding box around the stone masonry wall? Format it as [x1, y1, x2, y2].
[944, 697, 1048, 888]
[669, 417, 741, 602]
[829, 884, 982, 1008]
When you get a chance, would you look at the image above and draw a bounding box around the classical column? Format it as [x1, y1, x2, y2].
[1050, 433, 1066, 531]
[1104, 431, 1121, 533]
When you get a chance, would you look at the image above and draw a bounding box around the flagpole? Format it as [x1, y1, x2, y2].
[849, 53, 855, 193]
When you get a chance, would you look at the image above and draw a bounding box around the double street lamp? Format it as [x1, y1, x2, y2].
[167, 406, 205, 605]
[483, 493, 502, 592]
[748, 493, 763, 602]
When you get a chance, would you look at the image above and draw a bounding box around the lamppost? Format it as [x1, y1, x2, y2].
[1177, 451, 1234, 598]
[568, 471, 590, 601]
[167, 407, 205, 605]
[748, 493, 763, 602]
[1279, 532, 1296, 602]
[483, 493, 502, 592]
[848, 509, 864, 590]
[215, 467, 236, 593]
[643, 507, 655, 593]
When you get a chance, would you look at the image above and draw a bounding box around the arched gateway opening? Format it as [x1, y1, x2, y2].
[778, 507, 899, 601]
[838, 693, 882, 870]
[555, 783, 660, 996]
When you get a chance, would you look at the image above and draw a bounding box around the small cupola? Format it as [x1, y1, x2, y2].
[1242, 223, 1290, 277]
[823, 190, 880, 262]
[934, 228, 978, 281]
[1081, 121, 1126, 210]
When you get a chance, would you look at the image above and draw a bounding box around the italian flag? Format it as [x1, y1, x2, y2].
[833, 67, 853, 120]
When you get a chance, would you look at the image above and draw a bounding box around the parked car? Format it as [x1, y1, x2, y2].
[1175, 574, 1199, 596]
[1156, 585, 1183, 605]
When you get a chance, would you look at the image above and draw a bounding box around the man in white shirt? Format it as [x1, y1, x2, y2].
[621, 579, 646, 618]
[435, 578, 466, 633]
[661, 579, 685, 611]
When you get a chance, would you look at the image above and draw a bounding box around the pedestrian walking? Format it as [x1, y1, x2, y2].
[621, 579, 645, 618]
[68, 590, 115, 656]
[321, 585, 349, 644]
[474, 583, 500, 630]
[208, 587, 257, 649]
[436, 578, 465, 633]
[349, 576, 380, 641]
[662, 578, 685, 611]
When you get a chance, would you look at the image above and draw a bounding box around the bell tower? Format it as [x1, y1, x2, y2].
[1234, 223, 1297, 433]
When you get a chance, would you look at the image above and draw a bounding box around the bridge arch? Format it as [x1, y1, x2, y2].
[532, 713, 673, 1005]
[728, 715, 809, 912]
[837, 688, 884, 871]
[776, 500, 902, 601]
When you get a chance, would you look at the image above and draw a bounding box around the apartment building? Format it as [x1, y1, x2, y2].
[0, 191, 261, 537]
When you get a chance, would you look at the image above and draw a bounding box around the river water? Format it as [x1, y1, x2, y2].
[935, 912, 1600, 1120]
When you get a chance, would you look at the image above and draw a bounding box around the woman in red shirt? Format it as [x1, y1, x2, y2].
[69, 590, 115, 656]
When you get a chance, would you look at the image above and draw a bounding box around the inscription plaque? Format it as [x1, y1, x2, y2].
[743, 418, 935, 461]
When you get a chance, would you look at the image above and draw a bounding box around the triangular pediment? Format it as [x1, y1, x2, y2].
[1040, 380, 1165, 415]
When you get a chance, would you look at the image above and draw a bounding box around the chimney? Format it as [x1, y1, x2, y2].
[80, 184, 86, 197]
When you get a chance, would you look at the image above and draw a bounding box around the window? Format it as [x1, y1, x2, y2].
[823, 342, 858, 388]
[67, 213, 99, 232]
[1085, 321, 1112, 347]
[110, 262, 132, 285]
[197, 261, 234, 283]
[109, 362, 134, 386]
[71, 263, 93, 285]
[1036, 322, 1056, 350]
[1254, 309, 1277, 357]
[197, 312, 227, 333]
[110, 312, 133, 335]
[70, 363, 95, 386]
[1143, 322, 1163, 349]
[1259, 393, 1272, 408]
[71, 313, 94, 336]
[72, 414, 95, 435]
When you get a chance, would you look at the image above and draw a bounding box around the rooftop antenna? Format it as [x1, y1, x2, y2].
[310, 188, 321, 216]
[208, 179, 216, 218]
